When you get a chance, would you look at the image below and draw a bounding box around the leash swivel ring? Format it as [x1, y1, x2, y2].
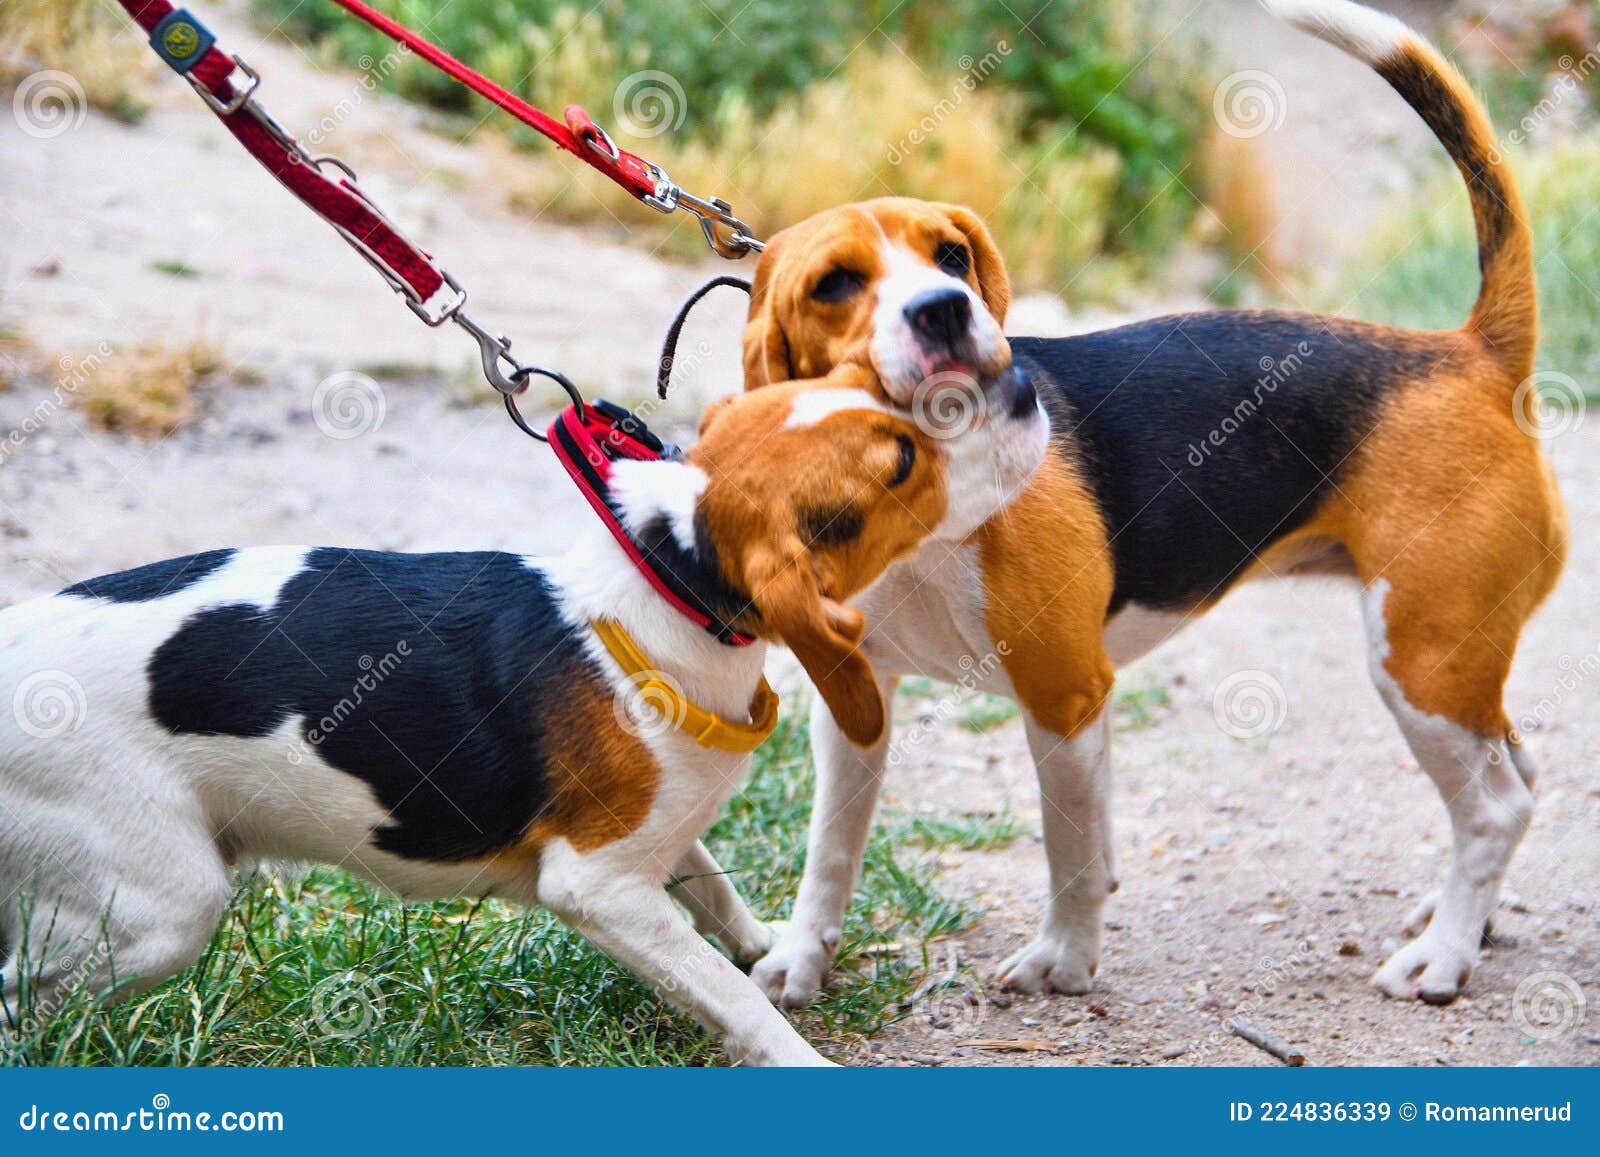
[504, 367, 585, 443]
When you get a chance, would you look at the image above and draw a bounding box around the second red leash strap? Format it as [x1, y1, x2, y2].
[323, 0, 661, 202]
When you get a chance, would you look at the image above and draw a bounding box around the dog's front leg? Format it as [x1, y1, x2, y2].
[751, 676, 895, 1008]
[671, 841, 776, 966]
[540, 843, 829, 1067]
[997, 710, 1115, 995]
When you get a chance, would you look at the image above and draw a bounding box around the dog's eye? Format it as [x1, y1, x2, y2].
[889, 434, 916, 487]
[812, 268, 865, 303]
[934, 242, 970, 279]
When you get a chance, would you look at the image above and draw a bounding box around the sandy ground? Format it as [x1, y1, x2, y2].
[0, 1, 1594, 1066]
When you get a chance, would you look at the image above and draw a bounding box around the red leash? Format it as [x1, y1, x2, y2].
[322, 0, 657, 201]
[323, 0, 763, 258]
[114, 1, 761, 399]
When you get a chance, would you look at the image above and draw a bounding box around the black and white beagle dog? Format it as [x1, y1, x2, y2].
[0, 367, 1047, 1065]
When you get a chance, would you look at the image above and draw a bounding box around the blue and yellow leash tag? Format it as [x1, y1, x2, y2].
[150, 9, 215, 75]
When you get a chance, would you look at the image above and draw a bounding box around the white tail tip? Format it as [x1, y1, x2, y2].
[1261, 0, 1411, 65]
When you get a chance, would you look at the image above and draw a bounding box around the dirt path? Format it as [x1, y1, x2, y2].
[1, 0, 1593, 1067]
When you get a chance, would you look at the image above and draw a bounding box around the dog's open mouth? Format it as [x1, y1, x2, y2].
[920, 354, 974, 381]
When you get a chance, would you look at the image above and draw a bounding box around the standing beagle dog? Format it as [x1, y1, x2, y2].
[743, 0, 1566, 1007]
[0, 368, 1048, 1065]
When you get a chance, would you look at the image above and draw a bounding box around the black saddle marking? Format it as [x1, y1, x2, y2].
[147, 548, 595, 861]
[1015, 312, 1440, 614]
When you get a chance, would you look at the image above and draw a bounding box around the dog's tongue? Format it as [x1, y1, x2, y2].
[924, 356, 974, 380]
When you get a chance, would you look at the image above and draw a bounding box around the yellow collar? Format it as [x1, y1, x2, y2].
[590, 618, 780, 754]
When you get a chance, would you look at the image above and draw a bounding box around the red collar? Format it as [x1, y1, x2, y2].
[547, 402, 755, 648]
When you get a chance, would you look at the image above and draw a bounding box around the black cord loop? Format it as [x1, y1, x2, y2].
[655, 275, 752, 400]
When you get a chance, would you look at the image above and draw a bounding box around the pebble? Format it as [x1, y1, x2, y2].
[1161, 1045, 1190, 1060]
[1338, 940, 1362, 957]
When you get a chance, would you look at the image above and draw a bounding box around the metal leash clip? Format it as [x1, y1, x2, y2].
[240, 107, 544, 405]
[643, 169, 764, 259]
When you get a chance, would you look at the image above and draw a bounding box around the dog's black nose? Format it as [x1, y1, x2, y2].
[1008, 368, 1038, 419]
[903, 288, 971, 347]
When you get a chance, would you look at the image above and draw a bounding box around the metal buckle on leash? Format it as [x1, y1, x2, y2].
[239, 106, 552, 408]
[188, 54, 260, 115]
[450, 307, 531, 396]
[581, 125, 622, 163]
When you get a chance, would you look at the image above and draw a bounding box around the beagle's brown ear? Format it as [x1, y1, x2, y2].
[745, 547, 884, 747]
[939, 204, 1010, 326]
[741, 231, 793, 389]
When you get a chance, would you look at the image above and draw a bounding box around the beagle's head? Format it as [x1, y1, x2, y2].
[742, 198, 1012, 404]
[611, 365, 1045, 747]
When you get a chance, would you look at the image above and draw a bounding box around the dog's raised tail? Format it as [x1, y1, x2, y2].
[1264, 0, 1536, 377]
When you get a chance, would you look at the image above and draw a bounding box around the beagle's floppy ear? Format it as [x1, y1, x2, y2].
[745, 546, 884, 747]
[938, 203, 1011, 326]
[741, 231, 793, 389]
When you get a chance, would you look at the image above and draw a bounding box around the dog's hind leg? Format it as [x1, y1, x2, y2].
[0, 765, 231, 1029]
[1360, 577, 1537, 1003]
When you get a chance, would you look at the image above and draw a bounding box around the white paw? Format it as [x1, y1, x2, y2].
[1371, 931, 1476, 1004]
[996, 934, 1097, 996]
[750, 924, 836, 1009]
[723, 919, 782, 968]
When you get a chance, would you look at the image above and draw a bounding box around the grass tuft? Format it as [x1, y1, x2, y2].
[149, 260, 201, 280]
[2, 709, 1008, 1066]
[77, 340, 223, 439]
[1112, 675, 1171, 732]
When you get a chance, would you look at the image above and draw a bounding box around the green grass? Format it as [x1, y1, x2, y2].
[149, 260, 200, 279]
[1, 710, 1015, 1067]
[1112, 677, 1171, 731]
[1326, 135, 1600, 397]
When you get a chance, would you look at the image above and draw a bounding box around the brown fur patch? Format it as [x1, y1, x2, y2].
[492, 665, 662, 857]
[975, 452, 1116, 738]
[692, 371, 955, 745]
[1327, 372, 1567, 735]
